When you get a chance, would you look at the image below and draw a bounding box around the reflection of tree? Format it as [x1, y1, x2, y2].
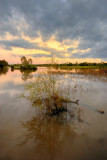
[18, 108, 87, 160]
[0, 67, 8, 76]
[20, 70, 34, 81]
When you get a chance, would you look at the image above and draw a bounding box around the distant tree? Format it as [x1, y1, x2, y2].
[20, 56, 36, 70]
[21, 56, 28, 65]
[0, 60, 8, 69]
[21, 56, 33, 65]
[28, 58, 32, 64]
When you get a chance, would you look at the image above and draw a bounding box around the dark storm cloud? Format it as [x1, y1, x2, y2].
[0, 38, 66, 57]
[0, 0, 107, 59]
[0, 39, 38, 50]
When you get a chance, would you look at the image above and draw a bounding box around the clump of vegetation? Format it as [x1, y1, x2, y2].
[10, 56, 37, 71]
[23, 68, 73, 116]
[20, 56, 37, 70]
[0, 60, 8, 69]
[10, 65, 15, 71]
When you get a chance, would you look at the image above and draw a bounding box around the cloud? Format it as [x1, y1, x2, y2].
[0, 39, 38, 50]
[0, 0, 107, 61]
[27, 54, 52, 58]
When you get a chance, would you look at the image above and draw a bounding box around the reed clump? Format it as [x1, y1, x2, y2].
[23, 67, 71, 116]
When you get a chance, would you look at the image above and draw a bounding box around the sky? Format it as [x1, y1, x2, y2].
[0, 0, 107, 64]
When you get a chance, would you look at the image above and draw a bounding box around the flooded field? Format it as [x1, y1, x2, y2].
[0, 67, 107, 160]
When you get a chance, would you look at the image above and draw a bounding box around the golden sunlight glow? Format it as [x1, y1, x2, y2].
[12, 47, 51, 55]
[22, 34, 79, 52]
[0, 32, 106, 64]
[72, 48, 91, 54]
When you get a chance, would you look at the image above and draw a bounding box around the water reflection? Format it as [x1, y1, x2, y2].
[0, 67, 8, 76]
[10, 68, 36, 81]
[0, 67, 107, 160]
[18, 108, 85, 160]
[17, 103, 107, 160]
[50, 68, 107, 82]
[20, 70, 34, 81]
[74, 69, 107, 82]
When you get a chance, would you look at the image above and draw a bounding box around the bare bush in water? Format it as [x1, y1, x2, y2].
[23, 66, 72, 116]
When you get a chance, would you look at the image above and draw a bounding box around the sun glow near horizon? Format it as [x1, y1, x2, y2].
[0, 33, 104, 64]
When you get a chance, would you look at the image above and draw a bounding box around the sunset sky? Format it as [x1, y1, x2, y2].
[0, 0, 107, 64]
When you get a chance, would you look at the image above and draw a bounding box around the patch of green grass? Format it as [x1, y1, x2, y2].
[59, 65, 107, 70]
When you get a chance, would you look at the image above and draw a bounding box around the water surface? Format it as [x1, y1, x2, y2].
[0, 67, 107, 160]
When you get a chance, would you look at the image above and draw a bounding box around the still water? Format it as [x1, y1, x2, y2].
[0, 67, 107, 160]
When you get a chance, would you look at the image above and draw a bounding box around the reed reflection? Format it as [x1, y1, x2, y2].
[18, 107, 87, 160]
[57, 68, 107, 82]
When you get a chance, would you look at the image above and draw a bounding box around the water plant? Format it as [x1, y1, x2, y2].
[23, 66, 75, 116]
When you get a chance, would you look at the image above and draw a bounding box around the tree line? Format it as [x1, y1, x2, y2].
[59, 62, 107, 67]
[0, 58, 107, 68]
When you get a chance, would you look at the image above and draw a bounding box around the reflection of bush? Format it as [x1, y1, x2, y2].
[0, 67, 8, 76]
[18, 115, 76, 160]
[18, 108, 85, 160]
[22, 72, 33, 81]
[20, 70, 35, 81]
